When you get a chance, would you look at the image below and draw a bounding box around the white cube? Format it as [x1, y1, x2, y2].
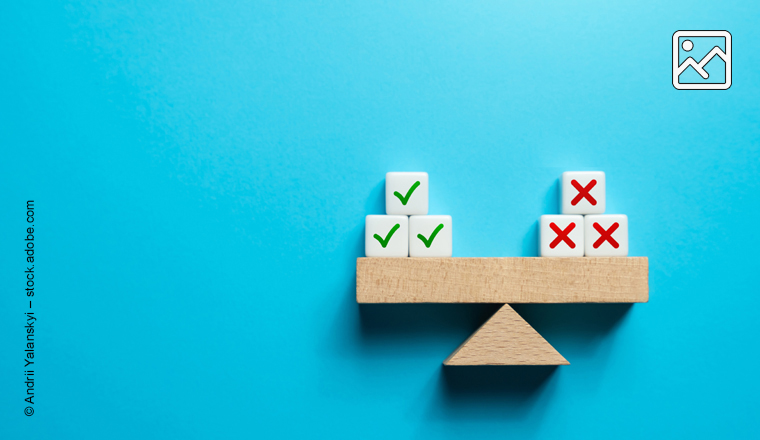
[409, 215, 452, 257]
[584, 214, 628, 257]
[386, 172, 429, 215]
[365, 215, 409, 257]
[561, 171, 605, 214]
[540, 215, 584, 257]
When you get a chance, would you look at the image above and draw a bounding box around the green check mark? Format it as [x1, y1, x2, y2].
[417, 223, 444, 248]
[393, 181, 421, 206]
[373, 223, 400, 248]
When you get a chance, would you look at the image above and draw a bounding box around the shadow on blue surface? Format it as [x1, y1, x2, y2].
[358, 303, 501, 338]
[440, 364, 559, 395]
[512, 303, 633, 339]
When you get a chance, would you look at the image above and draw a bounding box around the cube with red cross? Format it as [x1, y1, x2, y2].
[584, 214, 628, 257]
[561, 171, 605, 215]
[540, 215, 584, 257]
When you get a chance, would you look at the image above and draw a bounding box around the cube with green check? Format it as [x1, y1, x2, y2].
[409, 215, 452, 257]
[365, 215, 409, 257]
[385, 172, 428, 215]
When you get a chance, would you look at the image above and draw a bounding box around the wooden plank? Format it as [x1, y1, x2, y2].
[356, 257, 648, 303]
[444, 304, 569, 366]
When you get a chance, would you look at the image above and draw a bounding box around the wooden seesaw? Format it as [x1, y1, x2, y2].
[356, 257, 648, 365]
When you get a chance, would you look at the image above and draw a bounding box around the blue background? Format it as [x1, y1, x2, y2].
[1, 1, 759, 438]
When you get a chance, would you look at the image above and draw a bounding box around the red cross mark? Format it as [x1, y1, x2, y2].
[549, 222, 576, 249]
[571, 179, 597, 206]
[593, 222, 619, 249]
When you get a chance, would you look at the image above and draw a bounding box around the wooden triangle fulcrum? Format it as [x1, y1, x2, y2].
[444, 304, 568, 366]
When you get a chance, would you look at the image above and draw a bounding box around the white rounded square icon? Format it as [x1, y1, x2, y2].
[409, 215, 452, 258]
[540, 215, 584, 257]
[672, 30, 731, 90]
[385, 172, 428, 215]
[584, 214, 629, 257]
[365, 215, 409, 257]
[561, 171, 606, 215]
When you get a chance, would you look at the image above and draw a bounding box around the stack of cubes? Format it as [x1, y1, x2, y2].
[365, 172, 452, 258]
[540, 171, 629, 257]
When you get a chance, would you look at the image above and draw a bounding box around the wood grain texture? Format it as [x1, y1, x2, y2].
[356, 257, 648, 303]
[444, 304, 569, 366]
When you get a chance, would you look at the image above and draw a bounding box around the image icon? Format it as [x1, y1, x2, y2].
[672, 30, 731, 90]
